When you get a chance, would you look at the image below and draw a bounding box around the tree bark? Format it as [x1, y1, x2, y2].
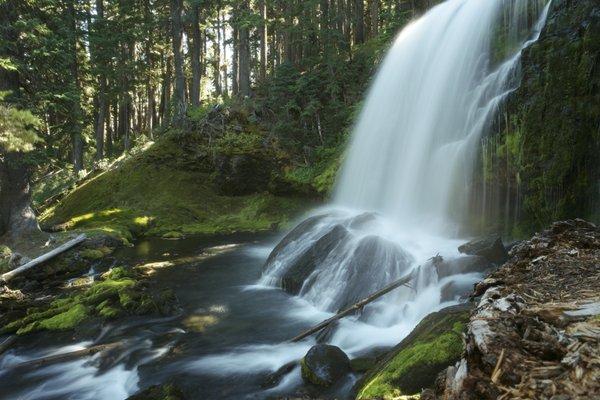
[170, 0, 186, 124]
[231, 22, 239, 95]
[259, 0, 267, 81]
[68, 0, 84, 173]
[189, 1, 202, 107]
[238, 4, 251, 97]
[94, 0, 107, 161]
[354, 0, 365, 44]
[369, 0, 379, 38]
[0, 153, 40, 239]
[221, 11, 228, 97]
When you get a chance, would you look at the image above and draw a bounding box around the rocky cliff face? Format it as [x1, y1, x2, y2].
[472, 0, 600, 236]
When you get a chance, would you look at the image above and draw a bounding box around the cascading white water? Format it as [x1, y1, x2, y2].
[260, 0, 551, 355]
[334, 0, 549, 233]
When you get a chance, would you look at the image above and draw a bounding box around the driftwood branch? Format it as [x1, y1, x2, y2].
[10, 342, 122, 371]
[0, 234, 87, 283]
[290, 272, 414, 342]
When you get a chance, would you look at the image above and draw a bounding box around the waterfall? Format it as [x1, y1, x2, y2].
[261, 0, 551, 354]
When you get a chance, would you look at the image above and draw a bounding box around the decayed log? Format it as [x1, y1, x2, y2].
[0, 234, 87, 283]
[290, 272, 414, 342]
[10, 342, 122, 370]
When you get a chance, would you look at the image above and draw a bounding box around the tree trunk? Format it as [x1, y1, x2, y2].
[189, 1, 201, 107]
[354, 0, 365, 44]
[0, 153, 40, 239]
[212, 28, 221, 96]
[231, 23, 239, 95]
[68, 0, 84, 173]
[238, 5, 251, 97]
[221, 11, 228, 97]
[259, 0, 267, 81]
[93, 0, 107, 161]
[369, 0, 379, 38]
[170, 0, 186, 124]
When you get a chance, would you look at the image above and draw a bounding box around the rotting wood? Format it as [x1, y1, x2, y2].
[290, 272, 414, 342]
[10, 342, 122, 370]
[0, 234, 87, 283]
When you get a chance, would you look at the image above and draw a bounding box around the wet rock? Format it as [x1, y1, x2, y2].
[264, 214, 330, 267]
[440, 279, 475, 302]
[8, 252, 30, 269]
[353, 304, 471, 399]
[280, 224, 350, 294]
[435, 255, 491, 279]
[301, 344, 351, 387]
[261, 361, 297, 389]
[348, 212, 378, 230]
[331, 235, 414, 310]
[127, 383, 186, 400]
[458, 236, 508, 265]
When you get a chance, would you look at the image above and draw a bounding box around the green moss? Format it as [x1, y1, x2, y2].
[355, 306, 470, 399]
[162, 231, 184, 239]
[0, 245, 12, 273]
[80, 248, 106, 260]
[40, 136, 308, 240]
[1, 267, 164, 335]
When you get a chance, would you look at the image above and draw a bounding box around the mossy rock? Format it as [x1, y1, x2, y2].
[162, 231, 184, 240]
[1, 267, 175, 335]
[126, 383, 186, 400]
[354, 304, 472, 400]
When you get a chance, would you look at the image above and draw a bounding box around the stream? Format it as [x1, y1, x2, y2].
[0, 234, 358, 399]
[0, 231, 478, 400]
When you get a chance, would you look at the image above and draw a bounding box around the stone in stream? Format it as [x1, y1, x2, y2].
[301, 344, 351, 387]
[353, 304, 472, 399]
[457, 236, 508, 265]
[278, 224, 350, 295]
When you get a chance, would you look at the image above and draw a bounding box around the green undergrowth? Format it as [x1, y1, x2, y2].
[2, 267, 173, 335]
[40, 135, 310, 243]
[356, 306, 470, 400]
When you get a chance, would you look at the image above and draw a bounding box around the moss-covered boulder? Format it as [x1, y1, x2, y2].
[301, 344, 351, 387]
[1, 267, 176, 335]
[354, 304, 471, 400]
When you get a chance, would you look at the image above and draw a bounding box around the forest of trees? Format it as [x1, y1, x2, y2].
[0, 0, 432, 237]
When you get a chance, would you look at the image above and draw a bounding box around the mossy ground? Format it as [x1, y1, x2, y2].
[1, 267, 173, 335]
[355, 306, 470, 400]
[39, 135, 312, 243]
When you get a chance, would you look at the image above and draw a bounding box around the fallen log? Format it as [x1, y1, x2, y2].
[0, 234, 87, 283]
[10, 342, 122, 371]
[290, 272, 414, 342]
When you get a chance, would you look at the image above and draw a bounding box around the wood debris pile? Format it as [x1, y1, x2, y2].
[429, 219, 600, 399]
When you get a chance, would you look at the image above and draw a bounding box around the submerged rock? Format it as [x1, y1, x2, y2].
[458, 236, 508, 265]
[301, 344, 351, 387]
[353, 304, 471, 399]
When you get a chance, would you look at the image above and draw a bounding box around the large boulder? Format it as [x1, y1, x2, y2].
[301, 344, 351, 387]
[280, 224, 350, 294]
[353, 304, 471, 399]
[330, 235, 414, 310]
[458, 236, 508, 265]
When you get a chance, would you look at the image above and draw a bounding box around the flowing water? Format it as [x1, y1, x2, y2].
[0, 1, 552, 399]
